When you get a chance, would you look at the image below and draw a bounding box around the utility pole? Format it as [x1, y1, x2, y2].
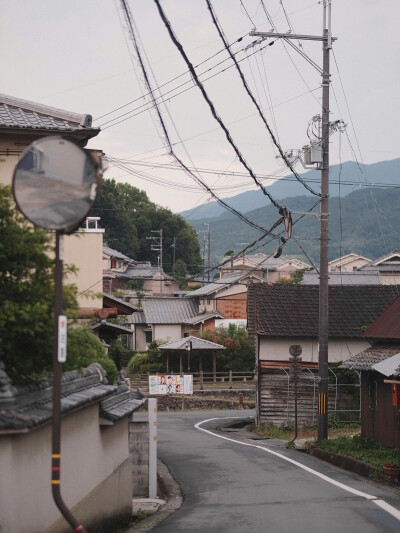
[147, 229, 163, 296]
[250, 0, 333, 440]
[206, 224, 211, 282]
[172, 236, 176, 277]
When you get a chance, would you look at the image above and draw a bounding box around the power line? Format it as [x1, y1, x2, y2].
[154, 0, 288, 215]
[118, 0, 281, 237]
[206, 0, 323, 199]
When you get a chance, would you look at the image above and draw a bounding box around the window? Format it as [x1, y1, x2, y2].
[145, 329, 152, 343]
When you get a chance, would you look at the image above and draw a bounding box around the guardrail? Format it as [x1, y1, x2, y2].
[126, 371, 255, 392]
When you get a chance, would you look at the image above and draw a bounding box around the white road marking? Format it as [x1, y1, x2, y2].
[195, 416, 400, 521]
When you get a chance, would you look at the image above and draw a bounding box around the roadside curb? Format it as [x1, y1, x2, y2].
[306, 446, 386, 482]
[125, 459, 183, 532]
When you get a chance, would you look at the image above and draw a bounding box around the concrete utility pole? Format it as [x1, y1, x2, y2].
[251, 0, 334, 440]
[147, 229, 163, 295]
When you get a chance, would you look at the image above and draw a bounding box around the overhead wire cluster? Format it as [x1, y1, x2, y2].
[118, 0, 283, 237]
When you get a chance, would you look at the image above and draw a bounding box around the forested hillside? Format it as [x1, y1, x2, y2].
[92, 180, 202, 275]
[189, 187, 400, 266]
[180, 158, 400, 222]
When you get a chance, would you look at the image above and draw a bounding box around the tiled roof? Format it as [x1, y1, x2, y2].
[340, 345, 400, 371]
[0, 93, 99, 140]
[361, 250, 400, 271]
[103, 293, 138, 313]
[91, 321, 132, 334]
[241, 253, 310, 269]
[301, 271, 382, 285]
[103, 246, 133, 262]
[124, 263, 170, 279]
[126, 298, 199, 325]
[247, 284, 397, 338]
[0, 364, 145, 433]
[183, 311, 224, 325]
[186, 273, 250, 297]
[100, 385, 146, 422]
[159, 335, 225, 351]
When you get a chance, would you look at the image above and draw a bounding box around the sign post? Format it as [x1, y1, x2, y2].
[289, 345, 302, 441]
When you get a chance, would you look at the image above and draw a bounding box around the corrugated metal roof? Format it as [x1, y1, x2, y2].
[0, 93, 98, 136]
[372, 353, 400, 377]
[301, 271, 382, 285]
[340, 345, 400, 371]
[127, 298, 199, 324]
[159, 335, 225, 351]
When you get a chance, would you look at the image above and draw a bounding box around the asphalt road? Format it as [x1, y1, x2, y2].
[153, 410, 400, 533]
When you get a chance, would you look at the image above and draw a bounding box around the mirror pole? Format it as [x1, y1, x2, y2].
[51, 231, 87, 533]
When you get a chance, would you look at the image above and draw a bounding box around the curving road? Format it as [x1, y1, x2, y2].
[153, 410, 400, 533]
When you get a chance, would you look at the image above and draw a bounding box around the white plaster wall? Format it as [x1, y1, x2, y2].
[0, 404, 131, 533]
[154, 324, 182, 343]
[64, 230, 104, 308]
[259, 337, 370, 363]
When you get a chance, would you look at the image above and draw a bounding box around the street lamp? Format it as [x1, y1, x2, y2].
[12, 136, 101, 533]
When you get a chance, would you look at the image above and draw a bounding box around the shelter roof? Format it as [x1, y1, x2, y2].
[301, 271, 382, 285]
[126, 298, 199, 325]
[0, 364, 146, 433]
[159, 335, 225, 351]
[340, 345, 400, 371]
[0, 93, 99, 143]
[247, 284, 397, 338]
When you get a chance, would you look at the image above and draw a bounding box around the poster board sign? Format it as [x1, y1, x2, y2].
[149, 375, 193, 395]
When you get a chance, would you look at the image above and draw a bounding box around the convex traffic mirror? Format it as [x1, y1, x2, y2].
[12, 136, 99, 233]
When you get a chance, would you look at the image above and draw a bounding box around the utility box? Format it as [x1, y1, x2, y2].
[304, 141, 322, 165]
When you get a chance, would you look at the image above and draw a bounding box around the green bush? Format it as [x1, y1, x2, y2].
[65, 327, 118, 384]
[109, 340, 134, 370]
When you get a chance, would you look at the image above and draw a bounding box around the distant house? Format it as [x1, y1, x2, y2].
[247, 284, 398, 426]
[103, 246, 179, 297]
[341, 294, 400, 448]
[360, 249, 400, 285]
[187, 271, 263, 327]
[0, 93, 106, 311]
[328, 253, 371, 272]
[247, 284, 396, 366]
[220, 252, 310, 283]
[127, 297, 223, 351]
[301, 270, 382, 285]
[0, 363, 146, 533]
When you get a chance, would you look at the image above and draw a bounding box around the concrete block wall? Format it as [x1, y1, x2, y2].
[129, 415, 149, 498]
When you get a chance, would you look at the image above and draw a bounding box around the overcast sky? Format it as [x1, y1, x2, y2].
[2, 0, 399, 213]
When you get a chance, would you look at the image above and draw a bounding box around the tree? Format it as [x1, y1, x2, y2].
[0, 185, 115, 384]
[0, 185, 55, 381]
[93, 179, 202, 275]
[200, 325, 255, 371]
[66, 327, 118, 384]
[174, 258, 188, 282]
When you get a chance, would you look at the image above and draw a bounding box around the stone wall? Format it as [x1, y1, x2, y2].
[129, 414, 149, 498]
[149, 389, 256, 412]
